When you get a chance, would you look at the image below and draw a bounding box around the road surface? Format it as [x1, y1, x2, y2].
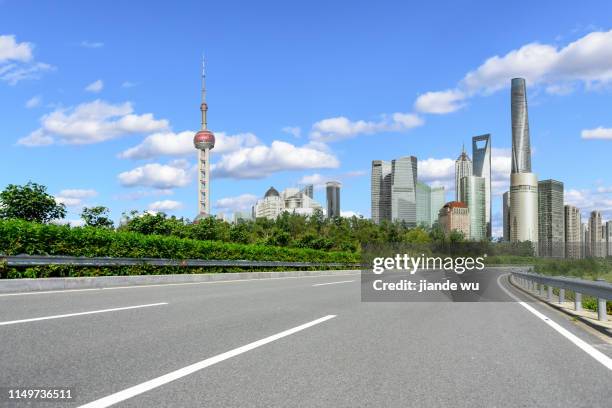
[0, 269, 610, 407]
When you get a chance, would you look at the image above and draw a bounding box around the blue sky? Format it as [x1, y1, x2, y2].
[1, 0, 611, 234]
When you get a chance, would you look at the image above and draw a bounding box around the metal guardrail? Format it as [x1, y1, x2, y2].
[511, 270, 612, 322]
[1, 254, 358, 269]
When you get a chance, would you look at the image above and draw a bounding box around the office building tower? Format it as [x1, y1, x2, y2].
[391, 156, 418, 226]
[430, 186, 446, 227]
[254, 187, 284, 219]
[416, 182, 431, 227]
[455, 145, 472, 201]
[193, 59, 215, 219]
[582, 222, 590, 258]
[564, 205, 581, 259]
[326, 181, 341, 219]
[438, 201, 470, 238]
[589, 211, 604, 257]
[509, 78, 538, 244]
[460, 176, 486, 241]
[538, 180, 564, 257]
[472, 134, 492, 238]
[371, 160, 392, 224]
[607, 221, 612, 257]
[502, 191, 510, 241]
[301, 184, 313, 199]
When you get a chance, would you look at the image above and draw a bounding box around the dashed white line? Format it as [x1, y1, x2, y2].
[0, 303, 168, 326]
[497, 274, 612, 371]
[312, 280, 355, 287]
[77, 314, 337, 408]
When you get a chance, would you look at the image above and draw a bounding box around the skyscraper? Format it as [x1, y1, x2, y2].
[538, 180, 564, 257]
[455, 145, 472, 201]
[391, 156, 418, 226]
[193, 59, 215, 219]
[326, 181, 341, 219]
[472, 134, 492, 238]
[301, 184, 313, 199]
[582, 222, 590, 258]
[430, 186, 446, 227]
[460, 176, 486, 241]
[606, 220, 612, 257]
[371, 160, 392, 224]
[509, 78, 538, 244]
[502, 191, 510, 241]
[589, 211, 604, 257]
[564, 205, 581, 259]
[416, 182, 431, 227]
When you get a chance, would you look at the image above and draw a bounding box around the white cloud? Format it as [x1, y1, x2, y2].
[282, 126, 301, 138]
[341, 210, 362, 218]
[414, 89, 465, 114]
[121, 81, 137, 88]
[416, 29, 612, 114]
[118, 162, 192, 189]
[581, 127, 612, 140]
[298, 173, 329, 187]
[214, 194, 258, 212]
[298, 170, 366, 188]
[565, 187, 612, 220]
[310, 112, 423, 142]
[213, 140, 339, 179]
[18, 100, 169, 146]
[80, 41, 104, 48]
[85, 79, 104, 93]
[119, 131, 260, 160]
[0, 35, 53, 85]
[148, 200, 183, 212]
[25, 95, 41, 108]
[54, 189, 98, 207]
[0, 35, 32, 63]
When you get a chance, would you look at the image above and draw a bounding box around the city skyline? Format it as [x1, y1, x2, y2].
[1, 1, 611, 234]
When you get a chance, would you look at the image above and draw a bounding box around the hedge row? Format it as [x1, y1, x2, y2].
[0, 219, 359, 278]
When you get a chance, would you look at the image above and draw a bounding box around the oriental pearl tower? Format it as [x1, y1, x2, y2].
[193, 59, 215, 219]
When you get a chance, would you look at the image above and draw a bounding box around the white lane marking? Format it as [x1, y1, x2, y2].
[0, 303, 168, 326]
[0, 273, 360, 297]
[78, 314, 336, 408]
[312, 280, 355, 287]
[497, 274, 612, 371]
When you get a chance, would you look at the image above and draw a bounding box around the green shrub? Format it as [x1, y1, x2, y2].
[0, 219, 358, 278]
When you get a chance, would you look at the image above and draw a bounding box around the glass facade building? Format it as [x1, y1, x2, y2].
[460, 176, 486, 241]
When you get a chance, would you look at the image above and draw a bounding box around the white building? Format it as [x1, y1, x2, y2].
[253, 186, 323, 220]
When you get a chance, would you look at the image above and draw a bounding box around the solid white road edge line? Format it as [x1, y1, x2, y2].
[312, 280, 355, 287]
[0, 303, 168, 326]
[77, 314, 337, 408]
[0, 273, 361, 297]
[497, 274, 612, 371]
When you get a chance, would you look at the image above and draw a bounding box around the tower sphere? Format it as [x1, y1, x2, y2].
[194, 130, 215, 150]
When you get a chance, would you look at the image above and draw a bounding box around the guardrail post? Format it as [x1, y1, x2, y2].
[547, 285, 553, 301]
[540, 283, 545, 297]
[575, 293, 582, 312]
[559, 289, 565, 304]
[596, 279, 608, 322]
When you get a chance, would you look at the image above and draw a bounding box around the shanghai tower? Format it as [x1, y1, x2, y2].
[509, 78, 538, 244]
[511, 78, 531, 173]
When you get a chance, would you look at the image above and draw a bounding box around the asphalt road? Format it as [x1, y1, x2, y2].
[0, 269, 611, 407]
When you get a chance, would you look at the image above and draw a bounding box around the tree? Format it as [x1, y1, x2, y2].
[0, 182, 66, 223]
[81, 206, 114, 228]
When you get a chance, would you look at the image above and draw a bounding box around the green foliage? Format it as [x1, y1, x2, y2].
[0, 219, 359, 278]
[81, 206, 114, 229]
[0, 182, 66, 223]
